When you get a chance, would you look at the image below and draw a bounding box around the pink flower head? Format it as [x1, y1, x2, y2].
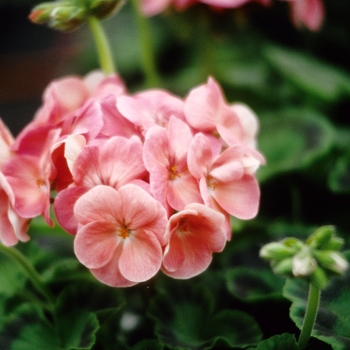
[287, 0, 324, 31]
[74, 184, 167, 287]
[0, 173, 30, 246]
[143, 116, 202, 214]
[188, 133, 260, 237]
[54, 135, 147, 234]
[0, 119, 14, 167]
[162, 203, 227, 279]
[117, 89, 186, 137]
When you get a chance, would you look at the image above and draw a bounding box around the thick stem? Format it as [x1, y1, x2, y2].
[131, 0, 160, 87]
[0, 245, 54, 306]
[298, 282, 321, 349]
[87, 16, 116, 75]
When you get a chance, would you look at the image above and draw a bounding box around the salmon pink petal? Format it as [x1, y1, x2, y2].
[74, 185, 122, 225]
[54, 186, 88, 234]
[119, 231, 163, 282]
[74, 220, 120, 269]
[118, 184, 158, 228]
[90, 253, 137, 288]
[162, 230, 185, 272]
[212, 174, 260, 219]
[187, 133, 212, 179]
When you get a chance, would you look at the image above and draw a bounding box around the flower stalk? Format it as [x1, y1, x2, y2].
[298, 282, 321, 349]
[87, 15, 116, 75]
[131, 0, 160, 87]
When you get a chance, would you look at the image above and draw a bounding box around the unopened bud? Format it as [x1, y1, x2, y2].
[307, 225, 335, 249]
[50, 5, 87, 32]
[323, 237, 344, 251]
[292, 247, 317, 277]
[271, 258, 293, 276]
[311, 266, 329, 290]
[314, 250, 349, 275]
[29, 3, 56, 24]
[88, 0, 126, 19]
[260, 242, 296, 260]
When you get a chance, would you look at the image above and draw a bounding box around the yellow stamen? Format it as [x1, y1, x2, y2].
[169, 165, 181, 181]
[118, 225, 130, 239]
[207, 176, 217, 190]
[36, 178, 45, 188]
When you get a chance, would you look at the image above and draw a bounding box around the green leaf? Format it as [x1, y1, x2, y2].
[0, 303, 60, 350]
[258, 108, 334, 181]
[264, 46, 350, 102]
[328, 152, 350, 193]
[256, 333, 298, 350]
[283, 252, 350, 350]
[149, 281, 262, 349]
[226, 267, 285, 302]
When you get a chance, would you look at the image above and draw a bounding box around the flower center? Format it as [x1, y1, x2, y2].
[207, 176, 218, 190]
[178, 219, 190, 234]
[169, 165, 181, 181]
[36, 178, 46, 188]
[118, 224, 130, 239]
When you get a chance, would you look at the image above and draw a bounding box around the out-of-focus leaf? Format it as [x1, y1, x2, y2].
[256, 333, 298, 350]
[328, 152, 350, 193]
[0, 303, 60, 350]
[258, 108, 334, 182]
[226, 267, 285, 302]
[0, 252, 26, 297]
[149, 282, 262, 349]
[283, 251, 350, 350]
[264, 46, 350, 102]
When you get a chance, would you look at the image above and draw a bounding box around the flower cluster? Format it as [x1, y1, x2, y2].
[141, 0, 325, 32]
[0, 71, 263, 287]
[260, 226, 349, 289]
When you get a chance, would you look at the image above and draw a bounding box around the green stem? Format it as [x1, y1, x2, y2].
[0, 245, 54, 306]
[131, 0, 161, 87]
[298, 282, 321, 349]
[87, 16, 116, 75]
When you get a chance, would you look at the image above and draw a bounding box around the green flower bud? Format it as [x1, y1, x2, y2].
[88, 0, 126, 19]
[49, 5, 87, 32]
[259, 242, 298, 260]
[306, 225, 335, 249]
[292, 247, 317, 277]
[314, 250, 349, 275]
[29, 3, 57, 24]
[322, 237, 344, 251]
[271, 258, 293, 276]
[311, 266, 329, 290]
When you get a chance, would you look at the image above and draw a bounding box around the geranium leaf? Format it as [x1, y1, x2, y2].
[0, 303, 60, 350]
[283, 251, 350, 350]
[226, 267, 285, 302]
[256, 333, 298, 350]
[149, 281, 262, 349]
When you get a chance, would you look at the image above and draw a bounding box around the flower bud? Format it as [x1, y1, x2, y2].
[259, 242, 297, 260]
[323, 237, 344, 251]
[29, 3, 56, 24]
[49, 5, 87, 32]
[88, 0, 126, 19]
[314, 250, 349, 275]
[271, 258, 293, 276]
[311, 266, 329, 290]
[292, 247, 317, 277]
[306, 225, 335, 249]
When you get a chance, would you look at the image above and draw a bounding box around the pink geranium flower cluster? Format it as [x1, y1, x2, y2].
[0, 71, 264, 287]
[141, 0, 325, 32]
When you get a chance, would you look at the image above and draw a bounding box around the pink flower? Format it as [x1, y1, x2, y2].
[188, 133, 260, 237]
[74, 184, 167, 287]
[117, 89, 186, 138]
[0, 172, 30, 246]
[162, 203, 227, 279]
[54, 135, 147, 234]
[287, 0, 324, 31]
[143, 116, 202, 213]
